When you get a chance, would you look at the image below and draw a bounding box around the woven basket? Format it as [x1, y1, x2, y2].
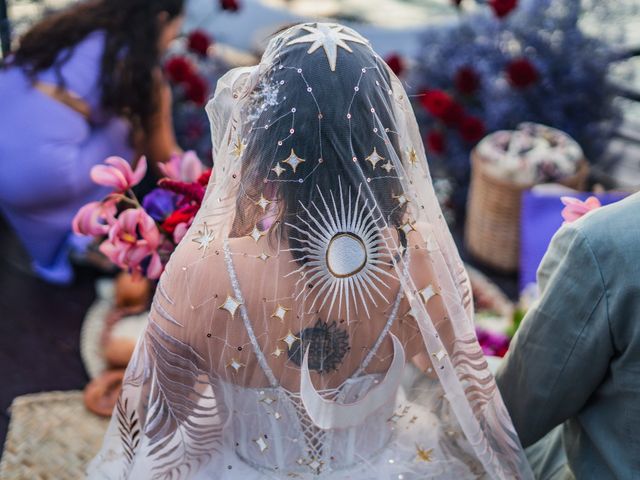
[0, 391, 109, 479]
[465, 150, 589, 272]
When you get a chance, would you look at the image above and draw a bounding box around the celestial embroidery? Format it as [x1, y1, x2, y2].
[416, 445, 434, 462]
[399, 221, 416, 236]
[192, 222, 215, 254]
[381, 161, 394, 173]
[286, 180, 396, 323]
[232, 136, 245, 158]
[271, 304, 291, 323]
[256, 194, 272, 212]
[218, 295, 243, 318]
[407, 147, 418, 166]
[287, 319, 349, 373]
[393, 193, 409, 207]
[254, 436, 269, 453]
[282, 149, 306, 173]
[272, 163, 286, 177]
[281, 330, 300, 350]
[227, 358, 245, 372]
[365, 147, 384, 169]
[419, 285, 437, 303]
[286, 23, 368, 71]
[249, 225, 265, 243]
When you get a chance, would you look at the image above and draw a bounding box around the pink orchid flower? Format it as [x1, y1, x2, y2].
[159, 151, 204, 182]
[173, 219, 194, 244]
[561, 196, 602, 223]
[99, 208, 163, 279]
[72, 200, 117, 236]
[91, 156, 147, 191]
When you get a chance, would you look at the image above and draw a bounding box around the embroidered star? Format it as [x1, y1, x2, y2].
[365, 147, 384, 169]
[232, 136, 245, 157]
[272, 162, 286, 177]
[273, 412, 282, 420]
[419, 285, 437, 303]
[399, 221, 416, 235]
[281, 330, 300, 350]
[307, 458, 324, 474]
[407, 147, 419, 166]
[432, 349, 447, 362]
[282, 149, 306, 173]
[254, 436, 269, 453]
[388, 412, 404, 423]
[260, 396, 277, 406]
[416, 445, 433, 462]
[393, 193, 409, 206]
[381, 161, 394, 173]
[218, 295, 242, 318]
[272, 346, 284, 358]
[191, 222, 215, 254]
[227, 358, 245, 372]
[271, 304, 291, 323]
[249, 225, 265, 243]
[286, 23, 368, 71]
[258, 252, 270, 262]
[256, 194, 272, 212]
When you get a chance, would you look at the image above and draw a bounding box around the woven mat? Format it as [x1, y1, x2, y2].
[0, 391, 109, 480]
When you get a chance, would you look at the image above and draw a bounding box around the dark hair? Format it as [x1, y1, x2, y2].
[12, 0, 184, 133]
[235, 38, 408, 254]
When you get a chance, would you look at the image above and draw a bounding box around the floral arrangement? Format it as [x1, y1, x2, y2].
[72, 153, 211, 279]
[164, 29, 231, 162]
[406, 0, 624, 208]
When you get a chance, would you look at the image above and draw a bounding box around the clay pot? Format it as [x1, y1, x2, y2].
[84, 369, 125, 417]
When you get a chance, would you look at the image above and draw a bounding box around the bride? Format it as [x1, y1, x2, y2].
[88, 23, 532, 479]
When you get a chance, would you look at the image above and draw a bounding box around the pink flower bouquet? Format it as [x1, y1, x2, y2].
[73, 152, 211, 279]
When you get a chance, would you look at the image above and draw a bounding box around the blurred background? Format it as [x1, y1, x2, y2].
[0, 0, 639, 477]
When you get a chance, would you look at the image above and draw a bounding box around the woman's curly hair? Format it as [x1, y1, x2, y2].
[11, 0, 184, 133]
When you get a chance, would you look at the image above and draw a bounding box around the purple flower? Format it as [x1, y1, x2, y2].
[142, 188, 179, 222]
[476, 327, 510, 357]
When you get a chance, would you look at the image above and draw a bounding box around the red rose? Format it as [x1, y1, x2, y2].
[184, 74, 208, 106]
[187, 30, 212, 57]
[385, 53, 405, 77]
[506, 58, 538, 88]
[165, 56, 194, 83]
[459, 116, 485, 143]
[454, 66, 480, 95]
[161, 205, 199, 234]
[420, 89, 454, 118]
[489, 0, 517, 18]
[220, 0, 240, 12]
[426, 131, 446, 155]
[441, 101, 465, 127]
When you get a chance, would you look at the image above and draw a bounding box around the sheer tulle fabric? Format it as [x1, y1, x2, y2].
[88, 23, 533, 479]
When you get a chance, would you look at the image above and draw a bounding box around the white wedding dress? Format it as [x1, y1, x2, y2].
[88, 22, 532, 480]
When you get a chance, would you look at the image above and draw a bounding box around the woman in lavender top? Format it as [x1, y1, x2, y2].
[0, 0, 185, 283]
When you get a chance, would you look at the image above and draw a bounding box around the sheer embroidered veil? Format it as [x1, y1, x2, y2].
[89, 23, 532, 479]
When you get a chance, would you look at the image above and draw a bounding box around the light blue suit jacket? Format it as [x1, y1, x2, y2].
[496, 193, 640, 479]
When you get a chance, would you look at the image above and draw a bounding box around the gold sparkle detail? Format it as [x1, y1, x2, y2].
[272, 162, 286, 177]
[365, 147, 384, 169]
[271, 304, 291, 323]
[282, 149, 306, 174]
[218, 295, 243, 318]
[281, 330, 300, 350]
[232, 136, 246, 157]
[256, 194, 272, 212]
[416, 445, 433, 462]
[192, 222, 215, 254]
[248, 225, 265, 243]
[227, 358, 245, 372]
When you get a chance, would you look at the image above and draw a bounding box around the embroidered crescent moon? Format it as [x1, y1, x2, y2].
[300, 333, 405, 430]
[285, 179, 396, 323]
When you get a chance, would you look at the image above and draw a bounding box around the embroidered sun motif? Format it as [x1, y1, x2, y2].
[287, 23, 368, 71]
[286, 180, 395, 323]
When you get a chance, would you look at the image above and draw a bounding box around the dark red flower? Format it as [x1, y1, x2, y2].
[420, 90, 454, 118]
[506, 58, 539, 88]
[459, 116, 486, 143]
[158, 178, 205, 203]
[161, 204, 199, 234]
[441, 101, 465, 127]
[489, 0, 518, 18]
[454, 66, 480, 95]
[187, 30, 212, 57]
[165, 56, 194, 84]
[184, 74, 208, 106]
[426, 131, 446, 155]
[220, 0, 240, 12]
[197, 170, 212, 186]
[385, 53, 405, 77]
